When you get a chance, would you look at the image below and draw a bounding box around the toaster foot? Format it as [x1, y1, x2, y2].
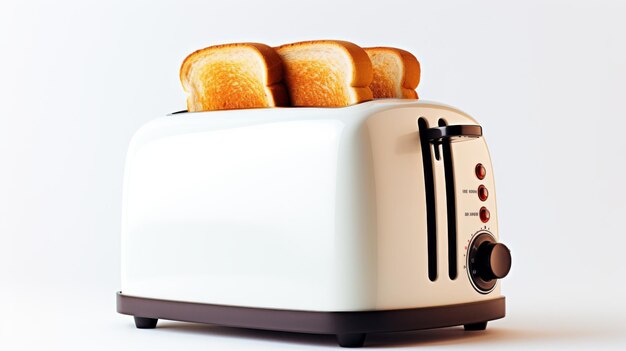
[336, 333, 366, 348]
[134, 316, 158, 329]
[463, 321, 487, 331]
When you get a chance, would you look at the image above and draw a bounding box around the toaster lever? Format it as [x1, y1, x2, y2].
[422, 125, 482, 144]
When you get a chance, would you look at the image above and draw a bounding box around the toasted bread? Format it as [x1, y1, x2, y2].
[365, 47, 420, 99]
[276, 40, 373, 107]
[180, 43, 289, 112]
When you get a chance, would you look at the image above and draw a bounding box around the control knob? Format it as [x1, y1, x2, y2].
[467, 232, 511, 293]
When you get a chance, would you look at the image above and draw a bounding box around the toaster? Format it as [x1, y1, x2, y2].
[116, 99, 512, 347]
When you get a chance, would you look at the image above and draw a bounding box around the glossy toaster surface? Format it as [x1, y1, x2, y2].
[120, 99, 507, 311]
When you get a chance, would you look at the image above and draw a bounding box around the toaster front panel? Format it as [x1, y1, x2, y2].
[366, 104, 501, 309]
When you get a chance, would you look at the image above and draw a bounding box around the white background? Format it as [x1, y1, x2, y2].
[2, 0, 625, 349]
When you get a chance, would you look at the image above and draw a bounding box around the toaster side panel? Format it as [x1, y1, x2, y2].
[366, 105, 502, 309]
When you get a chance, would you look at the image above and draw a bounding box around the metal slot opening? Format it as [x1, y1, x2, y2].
[170, 110, 188, 115]
[438, 119, 458, 280]
[418, 118, 437, 282]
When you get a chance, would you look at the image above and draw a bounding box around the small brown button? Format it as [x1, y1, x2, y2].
[479, 207, 490, 223]
[475, 163, 486, 180]
[478, 185, 488, 201]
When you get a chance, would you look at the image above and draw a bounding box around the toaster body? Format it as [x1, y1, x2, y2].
[117, 99, 511, 347]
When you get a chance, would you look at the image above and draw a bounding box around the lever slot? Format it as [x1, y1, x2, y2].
[438, 119, 458, 280]
[418, 118, 438, 282]
[421, 122, 482, 281]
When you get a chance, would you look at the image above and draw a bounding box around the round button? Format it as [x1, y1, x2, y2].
[478, 185, 488, 201]
[475, 163, 486, 179]
[479, 207, 490, 223]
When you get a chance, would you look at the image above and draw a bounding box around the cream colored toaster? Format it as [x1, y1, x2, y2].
[117, 99, 512, 347]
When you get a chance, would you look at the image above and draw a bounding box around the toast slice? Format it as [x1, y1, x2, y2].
[180, 43, 289, 112]
[276, 40, 373, 107]
[365, 47, 420, 99]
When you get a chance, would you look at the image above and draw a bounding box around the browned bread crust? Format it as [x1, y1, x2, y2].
[180, 43, 289, 112]
[365, 47, 420, 99]
[276, 40, 373, 107]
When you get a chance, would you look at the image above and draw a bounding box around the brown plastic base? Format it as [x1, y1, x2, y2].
[117, 292, 505, 347]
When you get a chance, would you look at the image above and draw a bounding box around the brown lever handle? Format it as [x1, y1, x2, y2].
[421, 125, 482, 144]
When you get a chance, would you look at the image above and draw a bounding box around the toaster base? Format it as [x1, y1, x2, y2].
[117, 292, 505, 347]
